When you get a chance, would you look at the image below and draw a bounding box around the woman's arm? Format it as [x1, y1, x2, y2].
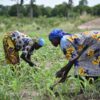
[56, 44, 89, 81]
[56, 59, 75, 78]
[20, 53, 35, 66]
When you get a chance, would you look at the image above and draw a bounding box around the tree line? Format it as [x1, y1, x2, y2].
[0, 0, 100, 18]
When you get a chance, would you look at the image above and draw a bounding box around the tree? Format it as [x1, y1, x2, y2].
[68, 0, 74, 18]
[38, 5, 52, 17]
[0, 5, 9, 16]
[74, 5, 91, 15]
[68, 0, 73, 7]
[29, 0, 35, 18]
[51, 2, 69, 17]
[9, 4, 25, 16]
[79, 0, 88, 6]
[11, 0, 24, 17]
[92, 4, 100, 16]
[78, 0, 88, 15]
[44, 7, 52, 17]
[20, 0, 24, 5]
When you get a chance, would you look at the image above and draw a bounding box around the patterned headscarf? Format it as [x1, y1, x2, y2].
[49, 29, 69, 41]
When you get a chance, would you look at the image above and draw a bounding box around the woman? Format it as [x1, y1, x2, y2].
[3, 31, 45, 66]
[49, 29, 100, 91]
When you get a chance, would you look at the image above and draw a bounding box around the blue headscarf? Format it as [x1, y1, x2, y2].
[38, 38, 45, 46]
[49, 29, 70, 41]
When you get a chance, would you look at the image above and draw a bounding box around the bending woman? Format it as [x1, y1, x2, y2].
[49, 29, 100, 90]
[3, 31, 45, 66]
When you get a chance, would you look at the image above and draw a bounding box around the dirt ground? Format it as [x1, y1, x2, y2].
[78, 18, 100, 30]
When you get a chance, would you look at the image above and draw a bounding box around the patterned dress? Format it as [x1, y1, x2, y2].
[60, 31, 100, 76]
[3, 31, 35, 64]
[11, 31, 34, 57]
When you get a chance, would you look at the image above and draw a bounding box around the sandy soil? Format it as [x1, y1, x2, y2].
[78, 18, 100, 30]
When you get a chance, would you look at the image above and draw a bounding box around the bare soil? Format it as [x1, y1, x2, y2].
[78, 18, 100, 30]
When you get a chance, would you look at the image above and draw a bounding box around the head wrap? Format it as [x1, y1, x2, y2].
[49, 29, 69, 41]
[38, 38, 45, 46]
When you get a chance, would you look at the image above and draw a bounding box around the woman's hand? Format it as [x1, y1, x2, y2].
[56, 69, 66, 78]
[29, 62, 36, 67]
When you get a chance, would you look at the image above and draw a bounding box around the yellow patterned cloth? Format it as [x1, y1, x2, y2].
[3, 33, 19, 65]
[60, 31, 100, 76]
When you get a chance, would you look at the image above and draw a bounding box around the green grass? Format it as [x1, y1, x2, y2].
[0, 15, 100, 100]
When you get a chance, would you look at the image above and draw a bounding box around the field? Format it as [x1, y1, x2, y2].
[0, 15, 100, 100]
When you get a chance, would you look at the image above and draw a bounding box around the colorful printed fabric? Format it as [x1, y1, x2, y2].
[3, 31, 36, 64]
[60, 31, 100, 76]
[11, 31, 34, 57]
[3, 34, 19, 64]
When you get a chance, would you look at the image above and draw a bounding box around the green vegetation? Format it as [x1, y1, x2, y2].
[0, 0, 100, 18]
[0, 15, 100, 100]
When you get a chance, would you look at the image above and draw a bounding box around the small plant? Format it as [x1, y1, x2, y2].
[0, 16, 99, 99]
